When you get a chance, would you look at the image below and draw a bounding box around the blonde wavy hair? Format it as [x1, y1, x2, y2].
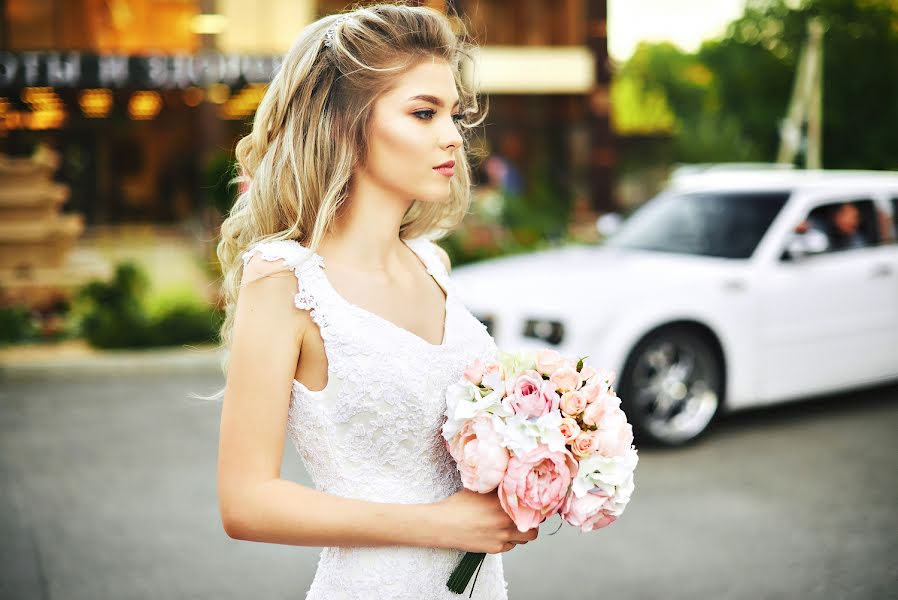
[206, 3, 483, 393]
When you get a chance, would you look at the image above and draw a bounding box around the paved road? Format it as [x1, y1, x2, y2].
[1, 373, 896, 600]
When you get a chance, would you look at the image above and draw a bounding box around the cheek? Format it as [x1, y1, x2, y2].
[368, 117, 427, 172]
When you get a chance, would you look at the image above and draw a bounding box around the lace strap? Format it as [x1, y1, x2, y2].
[240, 239, 327, 315]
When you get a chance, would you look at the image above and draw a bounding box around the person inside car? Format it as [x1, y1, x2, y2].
[805, 202, 870, 251]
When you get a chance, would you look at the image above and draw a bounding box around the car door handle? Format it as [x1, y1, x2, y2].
[870, 264, 893, 278]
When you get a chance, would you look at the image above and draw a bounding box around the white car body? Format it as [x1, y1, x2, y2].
[451, 169, 898, 437]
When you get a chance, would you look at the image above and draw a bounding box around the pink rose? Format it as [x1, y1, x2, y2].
[483, 361, 502, 377]
[448, 414, 510, 493]
[580, 382, 604, 404]
[570, 430, 597, 458]
[535, 349, 566, 376]
[498, 445, 579, 532]
[561, 489, 618, 532]
[549, 365, 581, 393]
[558, 417, 581, 443]
[581, 392, 622, 426]
[463, 358, 486, 385]
[559, 390, 587, 417]
[508, 370, 560, 418]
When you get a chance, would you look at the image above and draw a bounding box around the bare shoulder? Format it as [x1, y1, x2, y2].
[238, 253, 311, 340]
[431, 242, 452, 274]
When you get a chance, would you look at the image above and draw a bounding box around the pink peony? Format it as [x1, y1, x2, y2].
[593, 420, 633, 457]
[582, 393, 633, 457]
[570, 430, 598, 458]
[559, 390, 587, 417]
[558, 417, 581, 443]
[463, 358, 486, 385]
[549, 365, 582, 393]
[561, 489, 618, 532]
[508, 370, 560, 418]
[448, 414, 510, 493]
[535, 349, 566, 376]
[498, 445, 579, 532]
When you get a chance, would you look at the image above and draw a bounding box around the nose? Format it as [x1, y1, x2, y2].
[441, 115, 463, 151]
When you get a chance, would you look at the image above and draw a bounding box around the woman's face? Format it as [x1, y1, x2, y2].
[360, 58, 464, 204]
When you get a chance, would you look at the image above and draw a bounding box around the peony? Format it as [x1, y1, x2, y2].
[558, 417, 581, 443]
[559, 390, 587, 417]
[549, 365, 581, 394]
[507, 370, 560, 418]
[561, 489, 618, 532]
[498, 445, 579, 532]
[593, 421, 634, 458]
[448, 413, 510, 493]
[535, 349, 567, 376]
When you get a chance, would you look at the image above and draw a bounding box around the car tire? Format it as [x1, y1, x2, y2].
[617, 325, 724, 447]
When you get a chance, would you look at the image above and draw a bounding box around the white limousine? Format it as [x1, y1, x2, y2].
[452, 169, 898, 446]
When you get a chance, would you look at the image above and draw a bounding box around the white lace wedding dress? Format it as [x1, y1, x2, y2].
[241, 237, 509, 600]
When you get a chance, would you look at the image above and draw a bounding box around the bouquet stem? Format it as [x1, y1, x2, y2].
[446, 551, 486, 595]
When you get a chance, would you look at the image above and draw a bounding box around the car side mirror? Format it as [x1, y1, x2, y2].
[785, 229, 829, 261]
[596, 213, 622, 238]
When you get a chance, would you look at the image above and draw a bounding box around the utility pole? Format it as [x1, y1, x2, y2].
[777, 17, 825, 169]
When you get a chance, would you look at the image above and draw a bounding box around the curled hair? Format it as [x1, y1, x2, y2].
[208, 3, 484, 391]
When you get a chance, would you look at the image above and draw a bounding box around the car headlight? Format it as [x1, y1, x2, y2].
[473, 313, 496, 336]
[523, 319, 564, 345]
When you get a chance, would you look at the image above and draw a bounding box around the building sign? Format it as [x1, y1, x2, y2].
[0, 52, 282, 90]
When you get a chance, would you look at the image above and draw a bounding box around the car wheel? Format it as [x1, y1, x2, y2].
[618, 325, 723, 446]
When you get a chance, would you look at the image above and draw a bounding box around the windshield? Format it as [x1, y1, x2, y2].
[605, 190, 790, 259]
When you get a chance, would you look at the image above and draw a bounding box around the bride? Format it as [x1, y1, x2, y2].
[213, 4, 536, 598]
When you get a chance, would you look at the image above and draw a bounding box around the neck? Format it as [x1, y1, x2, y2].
[318, 173, 413, 272]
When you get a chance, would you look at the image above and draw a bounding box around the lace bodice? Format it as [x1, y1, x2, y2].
[241, 237, 508, 600]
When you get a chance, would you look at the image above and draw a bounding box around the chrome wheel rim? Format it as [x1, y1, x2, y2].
[628, 335, 720, 444]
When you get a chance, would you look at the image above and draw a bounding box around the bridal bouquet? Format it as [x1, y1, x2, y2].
[442, 349, 638, 595]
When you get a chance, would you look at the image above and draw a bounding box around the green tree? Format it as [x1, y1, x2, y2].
[701, 0, 898, 168]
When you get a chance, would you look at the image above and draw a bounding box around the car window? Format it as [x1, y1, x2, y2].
[606, 191, 789, 259]
[802, 198, 879, 253]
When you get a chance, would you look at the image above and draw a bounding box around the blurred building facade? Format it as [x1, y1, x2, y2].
[0, 0, 613, 227]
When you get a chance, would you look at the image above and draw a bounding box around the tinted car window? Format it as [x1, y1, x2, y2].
[606, 191, 790, 259]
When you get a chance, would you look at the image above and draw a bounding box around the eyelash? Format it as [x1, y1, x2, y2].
[413, 109, 465, 124]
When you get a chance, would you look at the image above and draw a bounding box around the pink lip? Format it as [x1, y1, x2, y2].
[433, 160, 455, 177]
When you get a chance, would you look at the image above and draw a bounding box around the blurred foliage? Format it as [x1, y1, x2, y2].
[443, 164, 573, 266]
[74, 262, 223, 349]
[0, 305, 41, 344]
[617, 0, 898, 169]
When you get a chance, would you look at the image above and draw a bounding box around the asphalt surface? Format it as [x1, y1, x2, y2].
[1, 372, 896, 600]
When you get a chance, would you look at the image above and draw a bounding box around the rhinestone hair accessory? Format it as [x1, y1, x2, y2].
[323, 15, 349, 48]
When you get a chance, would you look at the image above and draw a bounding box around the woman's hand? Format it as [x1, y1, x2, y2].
[431, 488, 539, 554]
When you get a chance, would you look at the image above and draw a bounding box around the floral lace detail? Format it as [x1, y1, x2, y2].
[240, 237, 506, 600]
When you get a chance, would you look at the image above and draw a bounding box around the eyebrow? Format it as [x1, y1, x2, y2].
[407, 94, 461, 109]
